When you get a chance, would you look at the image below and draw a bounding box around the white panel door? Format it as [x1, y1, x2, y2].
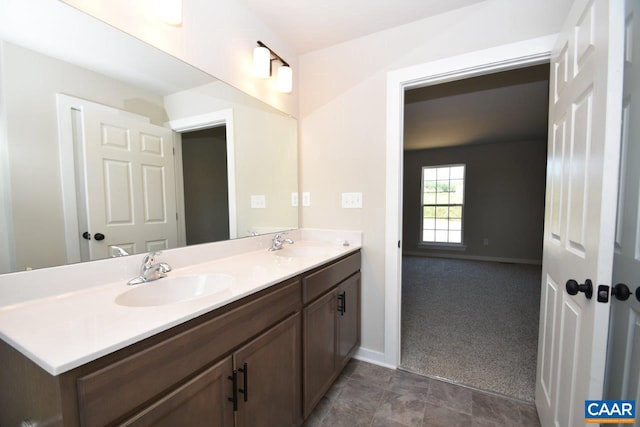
[604, 0, 640, 418]
[535, 0, 624, 426]
[80, 101, 177, 260]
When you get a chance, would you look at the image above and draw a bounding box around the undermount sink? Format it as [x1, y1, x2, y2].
[274, 245, 336, 258]
[115, 274, 234, 307]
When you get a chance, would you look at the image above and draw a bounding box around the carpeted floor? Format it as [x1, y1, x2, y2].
[400, 256, 541, 402]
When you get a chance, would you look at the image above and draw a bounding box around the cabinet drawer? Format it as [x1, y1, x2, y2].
[302, 252, 361, 304]
[77, 279, 300, 427]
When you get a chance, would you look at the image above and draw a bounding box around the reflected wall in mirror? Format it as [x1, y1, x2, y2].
[0, 13, 298, 274]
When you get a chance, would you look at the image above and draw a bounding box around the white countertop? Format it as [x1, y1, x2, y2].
[0, 232, 361, 376]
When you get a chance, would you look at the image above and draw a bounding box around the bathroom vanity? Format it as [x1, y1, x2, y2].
[0, 234, 361, 427]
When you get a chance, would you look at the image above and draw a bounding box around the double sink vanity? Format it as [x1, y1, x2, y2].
[0, 229, 362, 426]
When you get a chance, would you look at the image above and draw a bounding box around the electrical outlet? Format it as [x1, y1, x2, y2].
[302, 192, 311, 207]
[342, 192, 363, 209]
[291, 192, 299, 207]
[483, 238, 489, 246]
[251, 194, 266, 209]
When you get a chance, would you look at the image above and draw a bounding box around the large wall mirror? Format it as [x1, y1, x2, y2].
[0, 3, 298, 274]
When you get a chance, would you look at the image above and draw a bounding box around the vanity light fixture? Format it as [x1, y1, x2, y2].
[253, 41, 292, 94]
[276, 65, 293, 94]
[253, 44, 271, 78]
[156, 0, 182, 25]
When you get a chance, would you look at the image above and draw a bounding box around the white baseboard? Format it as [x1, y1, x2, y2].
[353, 347, 397, 370]
[402, 251, 542, 266]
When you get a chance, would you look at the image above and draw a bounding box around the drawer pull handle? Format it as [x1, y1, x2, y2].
[228, 370, 238, 411]
[239, 362, 248, 402]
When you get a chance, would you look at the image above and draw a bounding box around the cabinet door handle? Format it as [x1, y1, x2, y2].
[343, 291, 347, 314]
[227, 369, 238, 411]
[239, 362, 248, 402]
[337, 292, 346, 316]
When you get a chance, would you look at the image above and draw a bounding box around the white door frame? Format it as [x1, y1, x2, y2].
[384, 35, 557, 367]
[168, 110, 237, 241]
[0, 95, 15, 273]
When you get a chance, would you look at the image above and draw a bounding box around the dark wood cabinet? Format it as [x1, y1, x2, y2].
[0, 251, 360, 427]
[302, 253, 361, 418]
[302, 289, 338, 415]
[121, 356, 234, 426]
[124, 314, 301, 427]
[235, 313, 301, 427]
[337, 272, 360, 369]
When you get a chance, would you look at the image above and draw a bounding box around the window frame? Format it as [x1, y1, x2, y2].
[419, 164, 466, 247]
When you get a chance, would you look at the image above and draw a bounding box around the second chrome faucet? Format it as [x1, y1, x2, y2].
[269, 233, 294, 251]
[127, 251, 172, 286]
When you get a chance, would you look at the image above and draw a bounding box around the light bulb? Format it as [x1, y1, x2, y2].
[276, 65, 292, 93]
[156, 0, 182, 25]
[253, 47, 271, 78]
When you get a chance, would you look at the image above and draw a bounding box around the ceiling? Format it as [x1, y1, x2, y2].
[242, 1, 549, 149]
[243, 0, 486, 54]
[404, 65, 550, 150]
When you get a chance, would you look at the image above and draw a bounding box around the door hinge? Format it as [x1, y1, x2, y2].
[398, 240, 401, 248]
[172, 147, 175, 155]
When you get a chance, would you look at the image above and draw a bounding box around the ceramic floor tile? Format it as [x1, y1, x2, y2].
[422, 402, 473, 427]
[334, 377, 385, 412]
[517, 402, 541, 426]
[371, 416, 414, 427]
[307, 360, 541, 427]
[303, 396, 332, 427]
[471, 418, 503, 427]
[388, 370, 432, 400]
[426, 379, 473, 415]
[350, 360, 395, 389]
[471, 390, 523, 425]
[324, 372, 350, 401]
[373, 390, 427, 427]
[320, 399, 375, 427]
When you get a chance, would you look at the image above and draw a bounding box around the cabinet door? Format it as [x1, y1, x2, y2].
[234, 313, 301, 427]
[337, 272, 360, 369]
[302, 289, 337, 418]
[121, 356, 234, 427]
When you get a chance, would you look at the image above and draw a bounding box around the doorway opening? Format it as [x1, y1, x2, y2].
[399, 65, 549, 401]
[169, 109, 237, 244]
[180, 126, 230, 244]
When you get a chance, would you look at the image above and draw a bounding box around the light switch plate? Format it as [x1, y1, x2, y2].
[291, 192, 299, 207]
[251, 194, 266, 209]
[302, 192, 311, 207]
[342, 192, 363, 208]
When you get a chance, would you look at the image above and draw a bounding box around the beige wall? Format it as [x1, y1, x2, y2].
[402, 140, 547, 263]
[299, 0, 571, 354]
[163, 83, 299, 238]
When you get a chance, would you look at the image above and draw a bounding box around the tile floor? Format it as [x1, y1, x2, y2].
[304, 359, 541, 427]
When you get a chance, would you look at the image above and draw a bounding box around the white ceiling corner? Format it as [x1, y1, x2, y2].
[243, 0, 487, 54]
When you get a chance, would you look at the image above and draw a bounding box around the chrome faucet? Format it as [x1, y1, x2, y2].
[127, 251, 172, 286]
[111, 246, 129, 257]
[269, 233, 294, 251]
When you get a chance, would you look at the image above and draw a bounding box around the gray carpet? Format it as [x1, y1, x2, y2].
[400, 256, 541, 402]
